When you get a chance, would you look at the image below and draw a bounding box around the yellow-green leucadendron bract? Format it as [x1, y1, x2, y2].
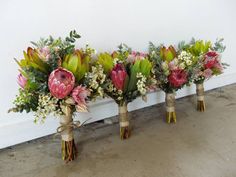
[15, 47, 50, 74]
[188, 40, 212, 57]
[97, 52, 114, 74]
[62, 50, 90, 81]
[160, 45, 177, 62]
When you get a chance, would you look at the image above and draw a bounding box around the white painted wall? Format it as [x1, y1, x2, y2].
[0, 0, 236, 149]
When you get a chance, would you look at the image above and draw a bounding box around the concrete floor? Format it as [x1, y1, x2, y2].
[0, 84, 236, 177]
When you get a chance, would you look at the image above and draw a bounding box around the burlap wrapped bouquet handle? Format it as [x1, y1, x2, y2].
[118, 103, 131, 139]
[196, 83, 205, 112]
[165, 93, 177, 123]
[56, 107, 78, 162]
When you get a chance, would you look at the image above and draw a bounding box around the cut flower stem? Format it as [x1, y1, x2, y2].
[57, 107, 77, 162]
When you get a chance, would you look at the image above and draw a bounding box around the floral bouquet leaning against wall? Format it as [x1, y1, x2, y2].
[89, 44, 155, 139]
[149, 43, 195, 123]
[9, 31, 99, 162]
[179, 38, 228, 112]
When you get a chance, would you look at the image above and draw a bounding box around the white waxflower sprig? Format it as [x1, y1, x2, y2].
[136, 72, 147, 95]
[178, 51, 193, 67]
[82, 44, 96, 56]
[34, 93, 62, 123]
[85, 65, 106, 97]
[113, 58, 120, 65]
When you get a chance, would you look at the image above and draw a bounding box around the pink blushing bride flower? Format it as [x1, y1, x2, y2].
[127, 51, 147, 63]
[39, 46, 50, 61]
[48, 68, 75, 99]
[168, 69, 187, 88]
[193, 68, 204, 79]
[214, 63, 223, 73]
[131, 51, 137, 56]
[111, 64, 127, 90]
[127, 54, 136, 63]
[168, 60, 177, 70]
[203, 69, 213, 79]
[72, 85, 90, 105]
[17, 74, 27, 89]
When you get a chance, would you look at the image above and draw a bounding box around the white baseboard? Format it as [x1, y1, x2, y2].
[1, 72, 236, 149]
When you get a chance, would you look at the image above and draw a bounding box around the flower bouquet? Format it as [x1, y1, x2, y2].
[149, 43, 194, 123]
[9, 31, 97, 162]
[183, 38, 227, 111]
[94, 44, 155, 139]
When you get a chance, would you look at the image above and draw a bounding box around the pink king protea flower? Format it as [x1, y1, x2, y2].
[111, 64, 127, 90]
[72, 85, 90, 105]
[17, 73, 27, 89]
[48, 68, 75, 99]
[168, 69, 187, 88]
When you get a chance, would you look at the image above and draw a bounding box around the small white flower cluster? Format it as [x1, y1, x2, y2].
[35, 93, 62, 122]
[86, 65, 106, 97]
[107, 81, 115, 92]
[178, 51, 193, 69]
[83, 44, 97, 56]
[113, 58, 120, 65]
[13, 89, 33, 106]
[117, 89, 123, 101]
[194, 75, 205, 82]
[136, 72, 147, 95]
[106, 80, 123, 101]
[161, 62, 170, 76]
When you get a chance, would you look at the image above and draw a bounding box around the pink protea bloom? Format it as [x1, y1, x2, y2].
[72, 85, 90, 105]
[168, 69, 187, 88]
[48, 68, 75, 99]
[205, 51, 218, 57]
[204, 58, 218, 69]
[203, 68, 213, 79]
[17, 73, 27, 89]
[204, 51, 220, 69]
[111, 64, 127, 90]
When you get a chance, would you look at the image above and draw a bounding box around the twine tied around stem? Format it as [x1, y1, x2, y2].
[56, 105, 91, 141]
[57, 120, 81, 141]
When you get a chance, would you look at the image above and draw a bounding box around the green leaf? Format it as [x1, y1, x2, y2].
[127, 60, 140, 92]
[123, 75, 129, 93]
